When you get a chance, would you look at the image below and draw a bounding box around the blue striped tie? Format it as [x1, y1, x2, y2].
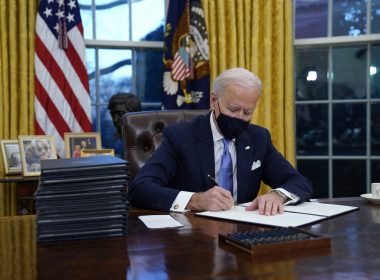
[218, 139, 233, 193]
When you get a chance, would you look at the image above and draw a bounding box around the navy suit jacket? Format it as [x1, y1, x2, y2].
[128, 112, 312, 211]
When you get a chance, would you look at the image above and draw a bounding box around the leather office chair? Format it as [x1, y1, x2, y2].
[120, 110, 209, 182]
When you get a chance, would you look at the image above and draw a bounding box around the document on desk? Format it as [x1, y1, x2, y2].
[196, 206, 326, 227]
[197, 202, 359, 228]
[138, 215, 184, 229]
[238, 201, 359, 217]
[283, 202, 358, 217]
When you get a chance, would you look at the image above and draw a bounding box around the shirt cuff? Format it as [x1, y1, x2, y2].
[170, 191, 194, 212]
[272, 188, 300, 205]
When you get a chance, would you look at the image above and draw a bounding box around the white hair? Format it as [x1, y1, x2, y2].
[212, 67, 262, 98]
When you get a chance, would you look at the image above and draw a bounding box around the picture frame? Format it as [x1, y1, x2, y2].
[64, 132, 102, 158]
[18, 135, 57, 177]
[80, 149, 115, 157]
[0, 140, 22, 174]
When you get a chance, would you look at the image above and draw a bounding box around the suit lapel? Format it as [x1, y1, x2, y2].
[194, 113, 215, 190]
[236, 131, 254, 202]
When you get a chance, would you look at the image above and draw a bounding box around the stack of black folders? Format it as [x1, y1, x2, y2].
[35, 155, 129, 242]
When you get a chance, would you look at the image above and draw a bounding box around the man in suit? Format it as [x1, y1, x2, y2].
[129, 68, 312, 215]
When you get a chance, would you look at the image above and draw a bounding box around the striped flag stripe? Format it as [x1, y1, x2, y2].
[173, 68, 186, 80]
[34, 119, 44, 135]
[35, 35, 91, 131]
[35, 74, 74, 137]
[66, 24, 89, 92]
[35, 56, 81, 136]
[172, 52, 189, 81]
[35, 55, 83, 133]
[35, 14, 91, 122]
[34, 98, 65, 156]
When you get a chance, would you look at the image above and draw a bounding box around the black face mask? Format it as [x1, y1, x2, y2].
[216, 101, 250, 140]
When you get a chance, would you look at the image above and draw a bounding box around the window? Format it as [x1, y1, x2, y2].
[79, 0, 165, 156]
[295, 0, 380, 198]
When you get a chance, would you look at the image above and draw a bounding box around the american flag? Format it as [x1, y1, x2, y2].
[34, 0, 91, 158]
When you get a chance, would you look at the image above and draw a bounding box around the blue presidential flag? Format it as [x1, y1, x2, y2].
[162, 0, 210, 109]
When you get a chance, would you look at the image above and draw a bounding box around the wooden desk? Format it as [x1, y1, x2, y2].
[1, 197, 380, 279]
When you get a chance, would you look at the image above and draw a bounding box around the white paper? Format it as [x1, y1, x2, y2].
[138, 215, 184, 229]
[238, 201, 358, 217]
[283, 202, 358, 217]
[196, 206, 325, 227]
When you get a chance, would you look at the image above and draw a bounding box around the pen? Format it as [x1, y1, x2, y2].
[207, 174, 236, 209]
[207, 174, 218, 186]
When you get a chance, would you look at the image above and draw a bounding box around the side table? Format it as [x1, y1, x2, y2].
[0, 173, 39, 214]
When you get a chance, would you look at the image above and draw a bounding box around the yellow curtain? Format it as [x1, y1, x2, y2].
[0, 0, 37, 216]
[203, 0, 295, 193]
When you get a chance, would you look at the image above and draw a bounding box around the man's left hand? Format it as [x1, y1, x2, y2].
[245, 192, 285, 215]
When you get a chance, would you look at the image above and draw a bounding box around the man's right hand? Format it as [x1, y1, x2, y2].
[186, 186, 234, 211]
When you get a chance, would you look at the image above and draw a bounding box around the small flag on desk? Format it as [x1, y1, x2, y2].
[162, 0, 210, 109]
[34, 0, 92, 158]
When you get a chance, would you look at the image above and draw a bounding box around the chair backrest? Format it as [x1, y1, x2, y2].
[120, 110, 209, 182]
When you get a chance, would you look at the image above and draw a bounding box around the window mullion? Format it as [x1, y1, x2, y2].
[367, 42, 372, 193]
[328, 0, 332, 37]
[367, 0, 372, 35]
[328, 45, 333, 198]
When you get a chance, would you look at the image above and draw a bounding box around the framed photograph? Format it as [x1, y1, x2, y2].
[0, 140, 22, 174]
[80, 149, 115, 157]
[64, 132, 102, 158]
[18, 135, 57, 176]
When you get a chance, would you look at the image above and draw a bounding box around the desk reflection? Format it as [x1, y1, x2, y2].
[38, 237, 128, 280]
[0, 216, 36, 280]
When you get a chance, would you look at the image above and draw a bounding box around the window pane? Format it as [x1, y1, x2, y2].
[295, 0, 328, 39]
[371, 44, 380, 98]
[98, 49, 132, 105]
[333, 103, 366, 155]
[135, 49, 164, 109]
[91, 105, 97, 132]
[332, 46, 367, 99]
[371, 103, 380, 155]
[86, 48, 96, 104]
[132, 0, 165, 41]
[298, 160, 329, 198]
[79, 0, 94, 39]
[333, 160, 366, 197]
[295, 47, 328, 100]
[296, 104, 328, 155]
[371, 0, 380, 33]
[333, 0, 367, 36]
[95, 0, 129, 40]
[371, 160, 380, 184]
